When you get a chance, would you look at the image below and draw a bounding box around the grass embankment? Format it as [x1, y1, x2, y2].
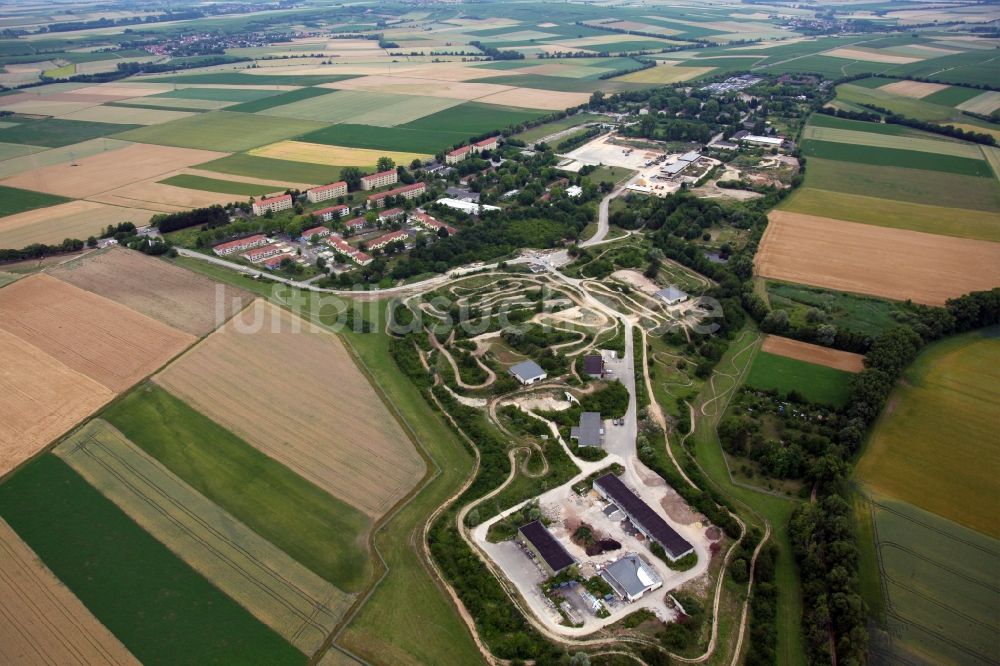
[0, 455, 303, 665]
[103, 385, 373, 592]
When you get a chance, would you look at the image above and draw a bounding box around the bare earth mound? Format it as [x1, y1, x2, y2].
[761, 335, 865, 372]
[155, 300, 425, 517]
[0, 517, 138, 665]
[0, 329, 114, 476]
[755, 211, 1000, 305]
[48, 247, 252, 336]
[0, 274, 195, 392]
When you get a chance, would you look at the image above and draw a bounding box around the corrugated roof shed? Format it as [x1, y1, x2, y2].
[594, 473, 693, 560]
[519, 520, 575, 573]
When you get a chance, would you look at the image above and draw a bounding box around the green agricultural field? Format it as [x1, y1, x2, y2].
[800, 139, 992, 177]
[150, 87, 286, 103]
[895, 50, 1000, 87]
[585, 39, 677, 52]
[225, 86, 336, 113]
[801, 122, 979, 157]
[298, 123, 468, 154]
[403, 101, 547, 135]
[836, 83, 961, 122]
[857, 327, 1000, 538]
[474, 74, 631, 93]
[513, 112, 604, 142]
[0, 184, 69, 218]
[802, 157, 1000, 212]
[779, 187, 1000, 242]
[766, 280, 910, 339]
[923, 84, 985, 107]
[846, 76, 901, 89]
[0, 454, 303, 665]
[0, 118, 140, 148]
[114, 97, 233, 111]
[143, 72, 357, 86]
[114, 112, 325, 152]
[195, 153, 347, 184]
[744, 351, 852, 406]
[865, 497, 1000, 666]
[762, 55, 894, 79]
[807, 112, 959, 139]
[158, 174, 288, 196]
[103, 385, 373, 592]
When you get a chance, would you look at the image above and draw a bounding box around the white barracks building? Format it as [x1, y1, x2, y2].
[252, 194, 292, 216]
[306, 181, 348, 203]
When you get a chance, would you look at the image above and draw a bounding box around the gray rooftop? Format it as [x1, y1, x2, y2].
[662, 161, 689, 175]
[678, 151, 701, 162]
[602, 554, 662, 599]
[570, 412, 603, 447]
[509, 360, 546, 382]
[656, 285, 688, 303]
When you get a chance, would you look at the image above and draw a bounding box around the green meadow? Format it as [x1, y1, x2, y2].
[114, 111, 325, 152]
[0, 118, 139, 148]
[0, 184, 69, 217]
[745, 351, 853, 407]
[159, 174, 289, 196]
[195, 153, 347, 184]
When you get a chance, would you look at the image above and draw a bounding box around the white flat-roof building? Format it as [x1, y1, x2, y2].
[740, 134, 783, 147]
[656, 285, 689, 306]
[436, 198, 500, 215]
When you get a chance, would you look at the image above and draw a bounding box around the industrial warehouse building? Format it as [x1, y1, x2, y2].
[594, 473, 694, 561]
[517, 520, 575, 576]
[602, 554, 663, 602]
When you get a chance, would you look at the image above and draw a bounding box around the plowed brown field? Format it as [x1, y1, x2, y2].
[0, 274, 195, 392]
[49, 247, 252, 336]
[761, 335, 865, 372]
[0, 329, 114, 476]
[0, 517, 138, 665]
[755, 211, 1000, 305]
[155, 300, 424, 517]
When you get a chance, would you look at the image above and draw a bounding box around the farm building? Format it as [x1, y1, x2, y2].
[367, 182, 426, 208]
[412, 212, 457, 236]
[516, 520, 575, 576]
[445, 136, 499, 164]
[594, 473, 694, 561]
[601, 554, 662, 602]
[300, 226, 331, 242]
[655, 286, 689, 306]
[314, 205, 349, 222]
[436, 198, 500, 215]
[378, 208, 405, 224]
[368, 230, 408, 251]
[583, 354, 605, 378]
[360, 169, 398, 191]
[252, 194, 292, 216]
[509, 360, 547, 385]
[570, 412, 604, 448]
[213, 234, 268, 256]
[242, 244, 285, 263]
[306, 181, 348, 203]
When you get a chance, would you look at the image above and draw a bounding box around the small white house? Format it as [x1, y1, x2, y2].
[656, 285, 689, 306]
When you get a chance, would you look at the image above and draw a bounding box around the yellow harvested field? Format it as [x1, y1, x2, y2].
[67, 83, 174, 97]
[0, 274, 195, 392]
[615, 64, 715, 83]
[761, 335, 865, 372]
[0, 200, 158, 249]
[0, 328, 114, 477]
[957, 91, 1000, 115]
[0, 143, 228, 199]
[824, 48, 921, 64]
[0, 517, 137, 666]
[48, 247, 252, 337]
[320, 75, 512, 100]
[56, 421, 350, 655]
[0, 99, 99, 115]
[92, 180, 239, 211]
[56, 105, 196, 125]
[250, 140, 428, 167]
[155, 300, 425, 518]
[598, 20, 680, 36]
[878, 79, 949, 98]
[755, 211, 1000, 305]
[475, 88, 591, 110]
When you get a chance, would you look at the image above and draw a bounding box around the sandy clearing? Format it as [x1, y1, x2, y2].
[319, 75, 513, 100]
[0, 200, 158, 249]
[155, 300, 425, 518]
[0, 517, 138, 665]
[878, 79, 949, 99]
[249, 140, 428, 167]
[761, 335, 865, 372]
[56, 420, 350, 655]
[0, 329, 114, 477]
[475, 88, 591, 111]
[0, 143, 229, 198]
[56, 105, 196, 125]
[48, 247, 252, 337]
[957, 91, 1000, 115]
[824, 48, 922, 64]
[0, 274, 195, 392]
[755, 211, 1000, 306]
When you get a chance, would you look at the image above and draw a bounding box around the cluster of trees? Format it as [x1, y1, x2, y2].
[598, 56, 655, 80]
[153, 205, 229, 234]
[469, 40, 524, 61]
[556, 126, 603, 152]
[0, 237, 84, 263]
